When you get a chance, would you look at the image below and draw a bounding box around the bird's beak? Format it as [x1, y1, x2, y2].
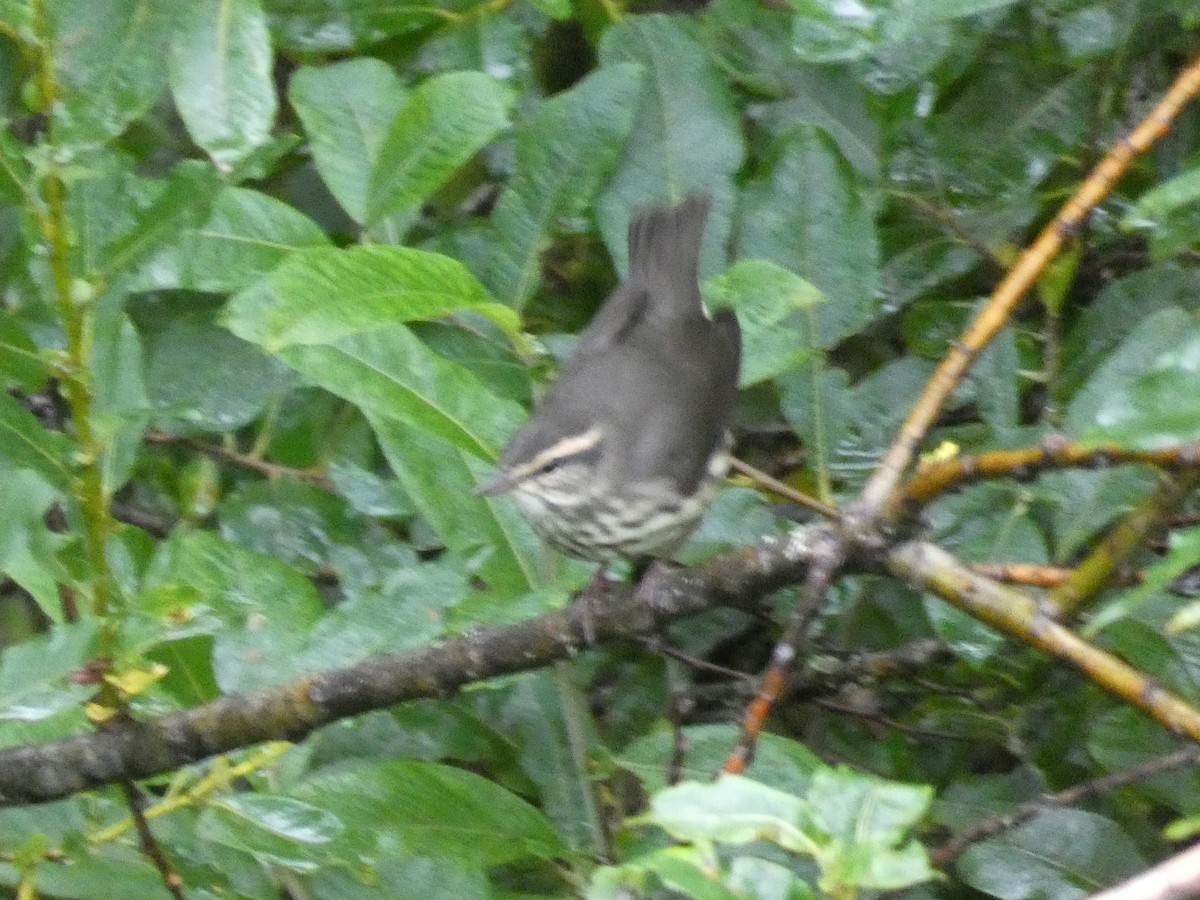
[473, 470, 517, 497]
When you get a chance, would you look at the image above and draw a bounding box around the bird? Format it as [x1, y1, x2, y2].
[475, 193, 742, 564]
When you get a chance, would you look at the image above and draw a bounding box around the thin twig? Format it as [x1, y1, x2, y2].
[729, 456, 839, 519]
[933, 745, 1200, 866]
[119, 780, 187, 899]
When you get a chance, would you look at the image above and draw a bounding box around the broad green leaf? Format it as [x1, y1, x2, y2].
[1128, 168, 1200, 236]
[279, 325, 521, 459]
[145, 314, 288, 432]
[169, 0, 277, 170]
[729, 857, 819, 900]
[289, 59, 409, 224]
[958, 809, 1144, 900]
[788, 0, 1019, 64]
[223, 245, 514, 351]
[293, 759, 566, 865]
[645, 775, 812, 852]
[371, 415, 539, 596]
[67, 156, 215, 288]
[264, 0, 450, 53]
[620, 725, 822, 796]
[0, 392, 74, 492]
[739, 126, 879, 348]
[0, 849, 171, 899]
[0, 620, 99, 721]
[99, 161, 221, 290]
[140, 531, 325, 691]
[934, 768, 1046, 832]
[705, 260, 823, 386]
[0, 126, 30, 202]
[602, 848, 745, 900]
[301, 560, 468, 669]
[707, 0, 879, 176]
[1084, 330, 1200, 448]
[91, 313, 149, 494]
[326, 459, 412, 518]
[200, 794, 344, 870]
[1042, 467, 1155, 564]
[366, 71, 513, 228]
[808, 767, 934, 891]
[1067, 307, 1200, 448]
[0, 317, 49, 392]
[597, 16, 744, 278]
[788, 0, 882, 63]
[487, 63, 643, 308]
[50, 0, 176, 149]
[0, 469, 63, 620]
[218, 480, 353, 574]
[813, 770, 928, 836]
[178, 187, 330, 293]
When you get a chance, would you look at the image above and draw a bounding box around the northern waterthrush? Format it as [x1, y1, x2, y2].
[476, 194, 742, 562]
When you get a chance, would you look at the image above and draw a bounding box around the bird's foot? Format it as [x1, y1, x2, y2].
[573, 569, 618, 647]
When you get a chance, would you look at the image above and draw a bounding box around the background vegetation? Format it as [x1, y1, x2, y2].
[2, 0, 1200, 897]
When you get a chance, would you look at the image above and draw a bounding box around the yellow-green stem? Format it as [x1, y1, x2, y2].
[30, 0, 114, 623]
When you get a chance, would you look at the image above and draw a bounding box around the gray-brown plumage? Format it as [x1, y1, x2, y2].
[476, 193, 741, 561]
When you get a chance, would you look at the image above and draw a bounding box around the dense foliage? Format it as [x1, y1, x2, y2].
[2, 0, 1200, 897]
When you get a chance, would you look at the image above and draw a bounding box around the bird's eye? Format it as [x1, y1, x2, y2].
[540, 457, 565, 475]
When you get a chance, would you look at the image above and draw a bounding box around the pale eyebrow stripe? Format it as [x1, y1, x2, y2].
[517, 426, 604, 477]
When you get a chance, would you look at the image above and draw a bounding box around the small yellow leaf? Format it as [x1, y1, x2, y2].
[104, 663, 170, 697]
[86, 702, 119, 725]
[921, 441, 960, 465]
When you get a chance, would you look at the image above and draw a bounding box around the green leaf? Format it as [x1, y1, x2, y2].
[739, 126, 879, 348]
[487, 63, 643, 309]
[644, 775, 813, 852]
[100, 161, 222, 290]
[808, 767, 935, 891]
[176, 187, 330, 293]
[303, 560, 467, 668]
[0, 125, 31, 202]
[371, 414, 540, 596]
[200, 794, 344, 870]
[293, 759, 566, 865]
[1127, 165, 1200, 226]
[289, 59, 409, 224]
[264, 0, 448, 53]
[279, 325, 520, 459]
[217, 480, 353, 574]
[1068, 307, 1200, 448]
[0, 469, 64, 621]
[788, 0, 1019, 64]
[958, 809, 1144, 899]
[145, 314, 289, 432]
[620, 725, 822, 797]
[597, 15, 745, 278]
[223, 245, 514, 351]
[705, 260, 823, 386]
[0, 317, 49, 392]
[140, 531, 325, 691]
[0, 620, 99, 721]
[169, 0, 278, 171]
[1090, 334, 1200, 447]
[365, 71, 513, 229]
[50, 0, 176, 149]
[788, 0, 882, 63]
[0, 392, 74, 492]
[596, 848, 745, 900]
[91, 313, 149, 494]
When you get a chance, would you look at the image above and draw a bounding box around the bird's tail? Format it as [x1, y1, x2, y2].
[626, 192, 711, 317]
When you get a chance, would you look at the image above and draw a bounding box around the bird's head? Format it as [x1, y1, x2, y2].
[474, 414, 608, 503]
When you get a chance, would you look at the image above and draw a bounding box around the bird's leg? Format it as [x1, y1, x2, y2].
[631, 556, 683, 613]
[574, 567, 619, 647]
